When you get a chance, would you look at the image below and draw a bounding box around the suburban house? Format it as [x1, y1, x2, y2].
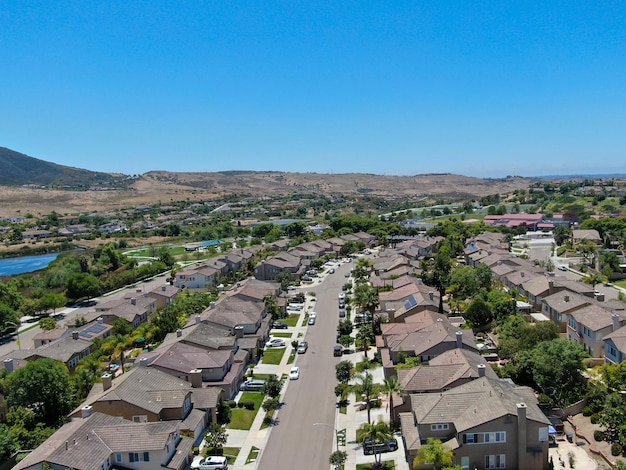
[27, 332, 92, 370]
[399, 377, 551, 470]
[174, 261, 226, 289]
[482, 213, 546, 230]
[137, 319, 247, 399]
[147, 283, 180, 309]
[571, 229, 602, 245]
[604, 324, 626, 363]
[567, 306, 626, 357]
[377, 312, 478, 378]
[95, 296, 157, 328]
[13, 411, 194, 470]
[69, 367, 222, 445]
[254, 251, 303, 281]
[541, 291, 592, 332]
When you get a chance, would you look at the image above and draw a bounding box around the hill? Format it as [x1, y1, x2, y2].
[0, 147, 128, 188]
[0, 146, 539, 217]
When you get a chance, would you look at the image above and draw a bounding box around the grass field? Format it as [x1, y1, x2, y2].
[227, 392, 265, 430]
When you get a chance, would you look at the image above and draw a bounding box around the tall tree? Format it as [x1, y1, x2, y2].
[204, 423, 228, 451]
[356, 421, 394, 469]
[381, 375, 403, 428]
[354, 372, 375, 424]
[4, 358, 74, 426]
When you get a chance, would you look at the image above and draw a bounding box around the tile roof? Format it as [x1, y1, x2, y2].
[409, 377, 549, 433]
[150, 341, 232, 374]
[398, 349, 498, 392]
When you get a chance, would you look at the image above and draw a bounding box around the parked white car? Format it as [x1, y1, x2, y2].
[289, 366, 300, 380]
[265, 338, 286, 348]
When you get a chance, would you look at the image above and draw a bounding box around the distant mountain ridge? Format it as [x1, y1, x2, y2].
[0, 147, 127, 187]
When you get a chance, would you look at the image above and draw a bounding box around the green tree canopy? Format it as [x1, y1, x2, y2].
[414, 438, 454, 470]
[4, 358, 74, 426]
[260, 374, 283, 399]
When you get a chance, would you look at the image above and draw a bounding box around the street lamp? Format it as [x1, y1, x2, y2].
[3, 321, 20, 350]
[314, 422, 341, 470]
[313, 421, 340, 453]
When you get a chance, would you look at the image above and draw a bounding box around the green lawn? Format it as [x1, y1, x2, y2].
[356, 460, 395, 470]
[261, 348, 286, 365]
[271, 332, 292, 338]
[283, 314, 300, 326]
[226, 392, 265, 430]
[246, 446, 260, 464]
[222, 447, 240, 465]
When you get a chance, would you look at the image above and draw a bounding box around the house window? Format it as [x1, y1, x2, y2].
[610, 346, 617, 356]
[430, 423, 449, 431]
[461, 456, 469, 470]
[128, 452, 150, 462]
[132, 415, 147, 423]
[465, 433, 477, 444]
[485, 454, 505, 469]
[484, 432, 506, 443]
[115, 453, 123, 463]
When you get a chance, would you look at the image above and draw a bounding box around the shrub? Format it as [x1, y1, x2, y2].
[611, 443, 623, 457]
[226, 400, 237, 408]
[594, 430, 605, 442]
[582, 406, 593, 417]
[237, 401, 245, 408]
[590, 413, 600, 424]
[243, 400, 255, 410]
[193, 447, 199, 455]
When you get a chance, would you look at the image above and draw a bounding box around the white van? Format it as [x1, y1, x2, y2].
[191, 455, 228, 469]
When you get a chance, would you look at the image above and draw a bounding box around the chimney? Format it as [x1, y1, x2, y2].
[97, 317, 103, 324]
[189, 369, 203, 388]
[65, 441, 69, 451]
[564, 295, 570, 302]
[477, 364, 486, 377]
[548, 280, 554, 294]
[234, 325, 244, 338]
[130, 298, 137, 305]
[521, 272, 525, 278]
[456, 331, 463, 349]
[139, 357, 148, 367]
[102, 373, 113, 391]
[429, 291, 434, 301]
[81, 405, 93, 419]
[162, 285, 167, 291]
[386, 309, 395, 323]
[176, 328, 182, 337]
[3, 358, 14, 373]
[210, 301, 216, 309]
[195, 315, 201, 324]
[612, 313, 622, 332]
[72, 330, 79, 340]
[517, 403, 528, 469]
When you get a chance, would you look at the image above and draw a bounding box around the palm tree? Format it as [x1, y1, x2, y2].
[355, 324, 374, 359]
[381, 375, 403, 428]
[356, 421, 394, 469]
[353, 283, 380, 332]
[414, 437, 454, 470]
[354, 371, 375, 424]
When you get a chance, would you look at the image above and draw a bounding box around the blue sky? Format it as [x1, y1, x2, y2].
[1, 1, 625, 178]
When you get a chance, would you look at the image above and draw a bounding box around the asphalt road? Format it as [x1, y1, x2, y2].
[0, 273, 170, 357]
[258, 261, 352, 470]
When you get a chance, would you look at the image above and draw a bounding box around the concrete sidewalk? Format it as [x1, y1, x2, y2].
[213, 285, 409, 470]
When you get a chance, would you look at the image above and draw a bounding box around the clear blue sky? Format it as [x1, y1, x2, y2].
[2, 1, 625, 178]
